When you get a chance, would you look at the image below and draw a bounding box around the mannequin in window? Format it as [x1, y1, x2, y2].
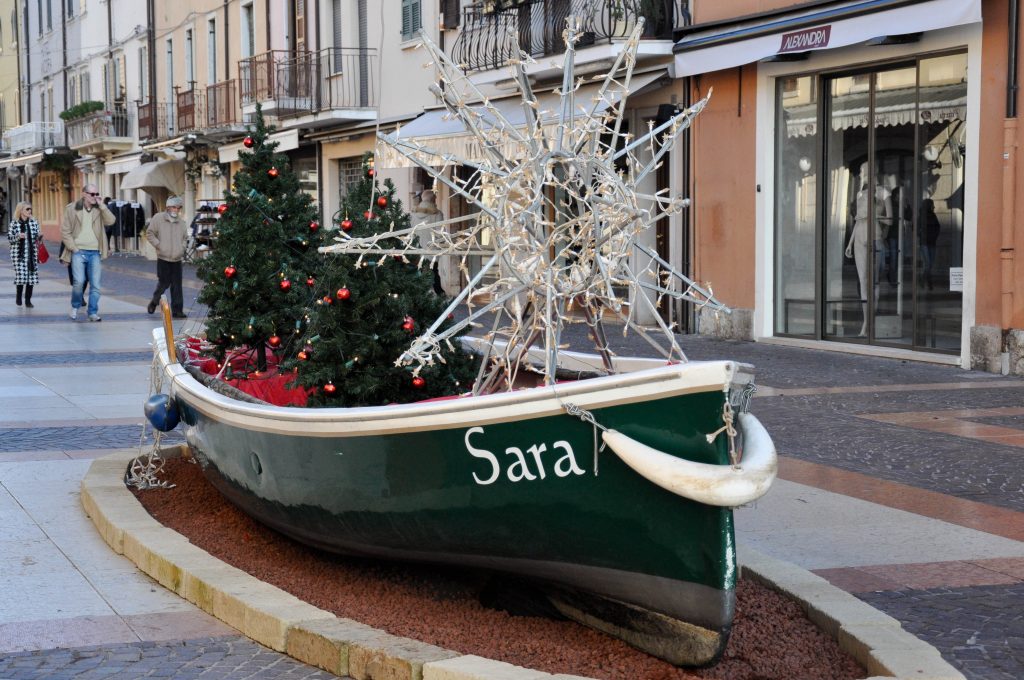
[845, 162, 893, 336]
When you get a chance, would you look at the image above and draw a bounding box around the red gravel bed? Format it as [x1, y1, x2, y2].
[134, 457, 865, 680]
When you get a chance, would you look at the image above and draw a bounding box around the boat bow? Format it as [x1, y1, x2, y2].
[602, 412, 777, 507]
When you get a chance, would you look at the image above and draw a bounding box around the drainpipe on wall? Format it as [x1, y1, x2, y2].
[22, 1, 31, 122]
[1004, 0, 1020, 367]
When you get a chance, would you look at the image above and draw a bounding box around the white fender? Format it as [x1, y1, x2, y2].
[601, 412, 777, 507]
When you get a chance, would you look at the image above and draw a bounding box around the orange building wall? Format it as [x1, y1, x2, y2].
[971, 0, 1024, 331]
[690, 67, 759, 310]
[693, 0, 800, 25]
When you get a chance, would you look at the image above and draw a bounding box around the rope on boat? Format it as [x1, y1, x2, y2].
[125, 354, 177, 491]
[735, 381, 757, 413]
[705, 400, 739, 468]
[562, 402, 607, 476]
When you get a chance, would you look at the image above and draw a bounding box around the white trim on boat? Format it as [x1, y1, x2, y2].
[602, 413, 777, 507]
[153, 330, 739, 437]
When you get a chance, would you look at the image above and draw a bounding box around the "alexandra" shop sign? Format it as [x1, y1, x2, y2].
[778, 25, 832, 53]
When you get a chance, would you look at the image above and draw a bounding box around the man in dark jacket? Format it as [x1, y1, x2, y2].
[145, 196, 188, 318]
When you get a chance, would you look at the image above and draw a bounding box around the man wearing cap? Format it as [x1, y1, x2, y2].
[145, 196, 188, 319]
[61, 183, 117, 321]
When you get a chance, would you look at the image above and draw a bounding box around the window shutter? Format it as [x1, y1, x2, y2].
[295, 0, 306, 51]
[402, 0, 421, 40]
[401, 0, 412, 39]
[443, 0, 460, 29]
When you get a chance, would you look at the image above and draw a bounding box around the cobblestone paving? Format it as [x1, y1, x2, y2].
[0, 352, 151, 365]
[0, 426, 183, 452]
[860, 583, 1024, 680]
[754, 393, 1024, 512]
[0, 635, 340, 679]
[969, 414, 1024, 429]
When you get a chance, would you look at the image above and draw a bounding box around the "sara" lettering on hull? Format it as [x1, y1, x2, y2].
[465, 426, 585, 485]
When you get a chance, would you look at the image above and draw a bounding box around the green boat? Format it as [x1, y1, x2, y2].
[153, 329, 776, 666]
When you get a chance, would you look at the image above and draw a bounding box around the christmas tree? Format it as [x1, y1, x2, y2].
[196, 107, 326, 372]
[289, 152, 477, 407]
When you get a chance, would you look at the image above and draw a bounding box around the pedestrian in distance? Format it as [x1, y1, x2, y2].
[146, 196, 188, 319]
[61, 183, 116, 322]
[8, 202, 41, 308]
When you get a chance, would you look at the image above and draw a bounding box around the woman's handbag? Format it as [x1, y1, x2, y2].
[37, 240, 49, 264]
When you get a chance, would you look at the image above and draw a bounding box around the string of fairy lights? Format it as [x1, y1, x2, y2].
[321, 18, 729, 395]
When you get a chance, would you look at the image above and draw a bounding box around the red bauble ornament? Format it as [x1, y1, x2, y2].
[309, 220, 320, 232]
[367, 168, 376, 178]
[402, 316, 415, 333]
[412, 376, 426, 389]
[340, 218, 353, 231]
[268, 166, 279, 178]
[306, 277, 316, 287]
[268, 335, 281, 348]
[279, 279, 292, 291]
[363, 210, 374, 220]
[323, 382, 337, 394]
[376, 196, 388, 208]
[224, 265, 237, 278]
[217, 203, 228, 215]
[336, 287, 351, 301]
[322, 295, 333, 305]
[243, 136, 255, 148]
[297, 351, 308, 361]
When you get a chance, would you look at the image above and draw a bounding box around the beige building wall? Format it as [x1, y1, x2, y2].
[0, 0, 20, 134]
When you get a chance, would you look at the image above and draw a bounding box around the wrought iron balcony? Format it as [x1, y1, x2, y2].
[176, 88, 204, 134]
[238, 47, 378, 116]
[2, 121, 65, 153]
[137, 101, 176, 142]
[452, 0, 681, 73]
[206, 79, 243, 128]
[66, 104, 134, 154]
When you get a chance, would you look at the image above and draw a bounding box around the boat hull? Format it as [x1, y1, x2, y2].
[155, 331, 760, 665]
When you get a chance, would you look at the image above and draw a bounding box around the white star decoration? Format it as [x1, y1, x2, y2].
[321, 18, 729, 394]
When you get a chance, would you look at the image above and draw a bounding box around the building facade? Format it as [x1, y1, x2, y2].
[2, 0, 1022, 373]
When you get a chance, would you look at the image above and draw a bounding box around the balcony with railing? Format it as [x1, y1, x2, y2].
[176, 88, 204, 134]
[452, 0, 682, 74]
[238, 48, 378, 123]
[2, 121, 65, 154]
[66, 104, 135, 155]
[137, 101, 177, 142]
[206, 79, 245, 131]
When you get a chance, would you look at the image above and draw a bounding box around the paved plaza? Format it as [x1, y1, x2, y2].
[0, 253, 1022, 678]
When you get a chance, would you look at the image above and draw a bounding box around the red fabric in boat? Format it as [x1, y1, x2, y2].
[184, 339, 311, 407]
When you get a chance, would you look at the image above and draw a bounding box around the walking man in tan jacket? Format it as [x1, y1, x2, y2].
[145, 196, 188, 318]
[60, 183, 116, 321]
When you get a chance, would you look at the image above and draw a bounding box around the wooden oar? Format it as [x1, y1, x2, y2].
[160, 299, 177, 364]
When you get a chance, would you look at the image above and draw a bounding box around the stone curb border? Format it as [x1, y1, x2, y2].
[81, 449, 964, 680]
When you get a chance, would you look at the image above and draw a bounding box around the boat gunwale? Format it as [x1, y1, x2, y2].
[154, 330, 743, 436]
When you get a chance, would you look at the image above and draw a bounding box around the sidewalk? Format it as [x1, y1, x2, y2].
[0, 255, 336, 678]
[1, 253, 1022, 679]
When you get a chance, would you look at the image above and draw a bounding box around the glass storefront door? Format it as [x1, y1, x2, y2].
[774, 53, 966, 353]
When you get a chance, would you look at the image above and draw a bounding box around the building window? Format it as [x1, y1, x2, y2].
[773, 53, 968, 353]
[139, 46, 148, 100]
[165, 39, 174, 103]
[46, 0, 52, 31]
[66, 0, 74, 18]
[36, 0, 42, 35]
[185, 29, 194, 86]
[401, 0, 421, 41]
[241, 2, 254, 58]
[68, 76, 77, 107]
[331, 0, 342, 72]
[207, 19, 217, 83]
[79, 70, 90, 101]
[338, 157, 362, 199]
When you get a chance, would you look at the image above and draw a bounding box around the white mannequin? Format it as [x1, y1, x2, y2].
[844, 162, 892, 336]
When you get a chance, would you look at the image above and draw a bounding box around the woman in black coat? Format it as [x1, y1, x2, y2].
[8, 202, 41, 307]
